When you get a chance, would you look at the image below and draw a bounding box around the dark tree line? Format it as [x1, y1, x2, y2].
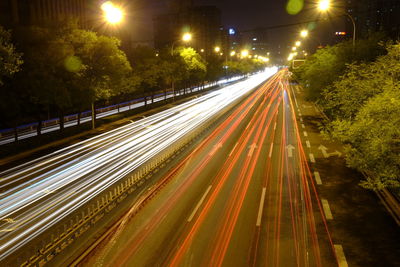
[0, 23, 268, 137]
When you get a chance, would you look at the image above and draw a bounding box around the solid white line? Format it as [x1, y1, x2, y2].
[301, 123, 305, 129]
[303, 131, 308, 137]
[309, 153, 316, 163]
[273, 122, 277, 131]
[229, 142, 239, 157]
[314, 171, 322, 185]
[334, 244, 348, 267]
[188, 185, 212, 222]
[245, 123, 250, 130]
[321, 199, 333, 220]
[269, 143, 274, 158]
[306, 140, 311, 148]
[256, 187, 267, 226]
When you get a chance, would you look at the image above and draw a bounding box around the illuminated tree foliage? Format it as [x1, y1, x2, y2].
[0, 26, 22, 86]
[321, 43, 400, 190]
[292, 33, 386, 101]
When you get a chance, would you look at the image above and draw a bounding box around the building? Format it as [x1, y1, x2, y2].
[347, 0, 400, 39]
[0, 0, 90, 29]
[153, 5, 223, 55]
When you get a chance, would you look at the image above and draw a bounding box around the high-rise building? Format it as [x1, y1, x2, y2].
[153, 5, 223, 54]
[347, 0, 400, 39]
[0, 0, 90, 29]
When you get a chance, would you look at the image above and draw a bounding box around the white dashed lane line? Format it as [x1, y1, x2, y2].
[314, 171, 322, 185]
[309, 153, 316, 163]
[321, 199, 333, 220]
[306, 140, 311, 148]
[303, 131, 308, 137]
[334, 244, 348, 267]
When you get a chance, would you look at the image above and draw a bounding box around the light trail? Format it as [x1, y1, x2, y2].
[0, 68, 278, 262]
[106, 71, 284, 266]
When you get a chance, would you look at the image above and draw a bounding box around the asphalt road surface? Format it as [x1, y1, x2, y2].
[0, 69, 275, 265]
[83, 69, 338, 267]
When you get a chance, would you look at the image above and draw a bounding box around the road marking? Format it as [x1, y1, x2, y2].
[256, 187, 267, 226]
[286, 144, 295, 157]
[188, 185, 212, 222]
[299, 112, 302, 116]
[301, 123, 305, 129]
[306, 140, 311, 148]
[273, 122, 277, 131]
[300, 118, 303, 122]
[334, 244, 348, 267]
[314, 171, 322, 185]
[229, 142, 238, 157]
[269, 143, 274, 158]
[303, 131, 308, 137]
[318, 145, 342, 158]
[247, 143, 258, 157]
[321, 199, 333, 220]
[309, 153, 316, 163]
[130, 120, 134, 123]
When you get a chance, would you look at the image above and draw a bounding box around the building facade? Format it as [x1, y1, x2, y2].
[0, 0, 90, 29]
[347, 0, 400, 39]
[153, 5, 223, 55]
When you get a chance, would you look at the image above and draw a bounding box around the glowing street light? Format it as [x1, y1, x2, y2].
[101, 1, 123, 24]
[241, 49, 249, 57]
[295, 41, 301, 47]
[214, 46, 221, 53]
[318, 0, 330, 11]
[300, 30, 308, 38]
[230, 51, 236, 56]
[317, 0, 356, 47]
[292, 46, 297, 51]
[182, 33, 192, 42]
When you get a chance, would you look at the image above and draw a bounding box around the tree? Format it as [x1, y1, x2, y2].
[293, 34, 386, 101]
[66, 29, 133, 128]
[322, 43, 400, 190]
[177, 47, 206, 91]
[0, 26, 22, 86]
[0, 26, 22, 137]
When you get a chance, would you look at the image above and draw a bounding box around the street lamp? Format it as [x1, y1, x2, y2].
[318, 0, 330, 11]
[295, 41, 301, 47]
[182, 33, 192, 42]
[230, 51, 236, 56]
[214, 46, 221, 53]
[241, 49, 249, 58]
[292, 46, 297, 51]
[170, 32, 192, 101]
[300, 30, 308, 38]
[101, 1, 123, 24]
[317, 0, 356, 47]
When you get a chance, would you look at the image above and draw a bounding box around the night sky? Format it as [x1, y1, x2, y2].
[126, 0, 346, 61]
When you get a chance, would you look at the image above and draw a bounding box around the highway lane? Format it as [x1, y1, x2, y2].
[0, 69, 277, 264]
[83, 69, 338, 267]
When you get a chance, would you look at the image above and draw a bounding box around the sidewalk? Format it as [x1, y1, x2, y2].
[290, 82, 400, 266]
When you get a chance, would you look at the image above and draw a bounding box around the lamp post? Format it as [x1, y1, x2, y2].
[101, 1, 124, 25]
[90, 1, 124, 129]
[170, 33, 192, 101]
[318, 0, 356, 47]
